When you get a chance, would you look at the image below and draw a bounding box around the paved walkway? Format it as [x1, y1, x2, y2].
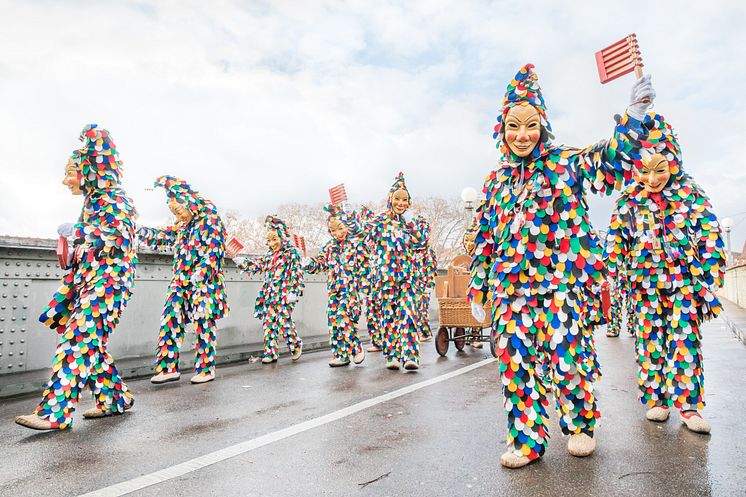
[1, 318, 744, 497]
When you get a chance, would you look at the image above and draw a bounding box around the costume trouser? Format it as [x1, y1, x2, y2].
[155, 292, 217, 374]
[493, 290, 599, 460]
[379, 282, 420, 365]
[261, 302, 301, 360]
[416, 289, 433, 339]
[36, 298, 132, 429]
[634, 287, 704, 411]
[364, 294, 383, 348]
[608, 285, 624, 336]
[625, 283, 636, 335]
[328, 294, 362, 361]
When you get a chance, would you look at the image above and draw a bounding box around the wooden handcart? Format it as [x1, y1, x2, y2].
[434, 255, 497, 358]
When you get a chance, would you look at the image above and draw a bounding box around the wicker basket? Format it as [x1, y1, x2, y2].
[438, 298, 490, 328]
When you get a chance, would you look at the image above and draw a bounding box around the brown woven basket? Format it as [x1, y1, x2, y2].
[437, 298, 490, 328]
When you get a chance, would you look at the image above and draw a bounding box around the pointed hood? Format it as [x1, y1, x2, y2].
[493, 64, 554, 162]
[76, 124, 124, 191]
[638, 112, 683, 178]
[387, 171, 410, 210]
[154, 175, 214, 216]
[265, 214, 291, 247]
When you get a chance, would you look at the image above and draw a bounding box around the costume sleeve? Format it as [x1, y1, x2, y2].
[426, 249, 438, 288]
[468, 171, 498, 304]
[236, 255, 267, 275]
[688, 184, 725, 292]
[404, 217, 426, 250]
[305, 245, 329, 274]
[604, 198, 632, 282]
[138, 224, 178, 251]
[287, 248, 305, 297]
[575, 113, 645, 196]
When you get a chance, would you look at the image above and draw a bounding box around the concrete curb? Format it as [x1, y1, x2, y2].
[720, 298, 746, 346]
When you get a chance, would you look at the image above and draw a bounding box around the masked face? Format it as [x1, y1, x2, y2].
[504, 104, 541, 157]
[463, 232, 476, 255]
[328, 217, 348, 242]
[266, 231, 282, 253]
[636, 153, 671, 193]
[168, 198, 193, 224]
[62, 159, 84, 196]
[390, 188, 410, 215]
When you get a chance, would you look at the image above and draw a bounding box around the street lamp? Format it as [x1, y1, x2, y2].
[722, 217, 734, 266]
[461, 187, 478, 223]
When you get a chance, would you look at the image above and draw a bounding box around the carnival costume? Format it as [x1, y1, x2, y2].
[605, 113, 724, 433]
[412, 216, 437, 341]
[234, 216, 305, 363]
[16, 125, 137, 430]
[607, 266, 636, 337]
[364, 173, 425, 370]
[139, 176, 228, 384]
[304, 204, 367, 366]
[468, 64, 654, 466]
[358, 206, 384, 352]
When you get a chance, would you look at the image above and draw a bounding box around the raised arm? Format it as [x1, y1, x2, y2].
[304, 244, 329, 274]
[138, 224, 179, 251]
[235, 254, 268, 275]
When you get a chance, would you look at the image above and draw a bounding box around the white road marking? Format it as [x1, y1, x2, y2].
[76, 357, 497, 497]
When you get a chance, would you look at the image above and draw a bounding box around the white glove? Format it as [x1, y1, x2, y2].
[57, 222, 76, 238]
[471, 302, 486, 323]
[627, 74, 656, 121]
[301, 256, 311, 268]
[233, 256, 246, 266]
[287, 293, 298, 303]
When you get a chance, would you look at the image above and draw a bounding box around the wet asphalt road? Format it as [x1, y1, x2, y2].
[1, 318, 744, 497]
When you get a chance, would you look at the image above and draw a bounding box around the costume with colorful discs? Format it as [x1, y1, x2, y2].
[139, 176, 228, 377]
[356, 206, 383, 349]
[36, 125, 137, 428]
[304, 204, 368, 363]
[608, 266, 636, 337]
[605, 113, 724, 412]
[235, 215, 305, 361]
[364, 173, 426, 367]
[412, 216, 437, 340]
[468, 64, 646, 461]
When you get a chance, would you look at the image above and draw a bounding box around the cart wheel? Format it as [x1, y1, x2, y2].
[435, 327, 449, 357]
[454, 327, 466, 351]
[489, 329, 498, 358]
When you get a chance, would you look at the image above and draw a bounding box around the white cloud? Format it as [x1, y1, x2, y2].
[0, 0, 744, 248]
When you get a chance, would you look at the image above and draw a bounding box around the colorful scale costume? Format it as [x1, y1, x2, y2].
[468, 64, 645, 461]
[304, 204, 367, 363]
[139, 176, 228, 376]
[607, 266, 636, 337]
[357, 206, 383, 349]
[36, 125, 137, 428]
[411, 216, 437, 340]
[364, 173, 425, 367]
[605, 113, 724, 411]
[235, 216, 305, 361]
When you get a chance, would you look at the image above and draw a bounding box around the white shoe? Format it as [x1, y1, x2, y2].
[567, 433, 596, 457]
[403, 360, 419, 371]
[646, 406, 670, 422]
[680, 411, 711, 434]
[367, 345, 382, 353]
[500, 451, 532, 469]
[386, 359, 400, 370]
[83, 398, 134, 418]
[328, 358, 350, 368]
[15, 414, 56, 431]
[291, 346, 303, 361]
[151, 371, 181, 384]
[353, 349, 365, 364]
[190, 371, 215, 384]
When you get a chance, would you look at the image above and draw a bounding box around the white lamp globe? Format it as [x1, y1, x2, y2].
[461, 187, 478, 203]
[722, 217, 734, 229]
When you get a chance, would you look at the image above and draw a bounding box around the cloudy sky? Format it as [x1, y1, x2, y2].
[1, 1, 745, 252]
